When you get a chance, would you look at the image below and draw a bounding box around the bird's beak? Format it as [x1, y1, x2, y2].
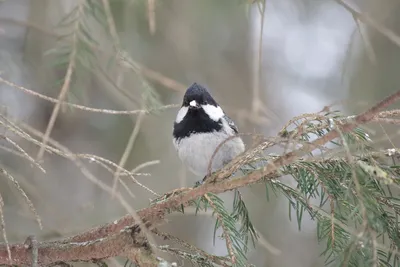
[189, 100, 200, 109]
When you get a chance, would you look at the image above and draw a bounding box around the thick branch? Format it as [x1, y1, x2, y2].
[0, 226, 153, 266]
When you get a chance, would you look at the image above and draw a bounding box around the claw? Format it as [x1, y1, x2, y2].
[194, 180, 203, 187]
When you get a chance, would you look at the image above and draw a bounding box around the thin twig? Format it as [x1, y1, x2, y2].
[0, 192, 10, 263]
[353, 15, 376, 64]
[254, 230, 281, 255]
[101, 0, 120, 48]
[77, 154, 152, 179]
[100, 0, 128, 129]
[131, 160, 160, 174]
[0, 77, 179, 115]
[153, 229, 230, 267]
[3, 136, 46, 173]
[112, 112, 145, 197]
[0, 168, 42, 230]
[117, 52, 186, 92]
[147, 0, 156, 35]
[335, 0, 400, 47]
[36, 2, 83, 161]
[80, 155, 136, 198]
[2, 119, 156, 249]
[251, 0, 266, 118]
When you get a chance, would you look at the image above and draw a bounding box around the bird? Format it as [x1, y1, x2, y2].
[172, 82, 245, 180]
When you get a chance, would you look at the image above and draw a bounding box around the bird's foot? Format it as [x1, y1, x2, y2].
[194, 180, 203, 188]
[194, 173, 217, 187]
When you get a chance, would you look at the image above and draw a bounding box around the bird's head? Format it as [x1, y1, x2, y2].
[176, 83, 224, 122]
[182, 83, 217, 110]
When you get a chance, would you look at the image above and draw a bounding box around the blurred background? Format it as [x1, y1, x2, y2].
[0, 0, 399, 266]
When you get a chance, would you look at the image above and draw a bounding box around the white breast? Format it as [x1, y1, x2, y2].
[173, 131, 245, 177]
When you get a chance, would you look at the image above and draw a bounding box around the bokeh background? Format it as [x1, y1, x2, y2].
[1, 0, 399, 266]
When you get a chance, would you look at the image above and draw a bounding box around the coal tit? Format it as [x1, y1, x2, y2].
[172, 83, 245, 178]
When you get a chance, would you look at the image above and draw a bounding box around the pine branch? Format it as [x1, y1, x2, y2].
[1, 88, 400, 265]
[203, 193, 246, 266]
[231, 190, 258, 252]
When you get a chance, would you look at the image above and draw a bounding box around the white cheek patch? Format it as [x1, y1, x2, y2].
[202, 104, 224, 121]
[175, 106, 188, 123]
[189, 100, 197, 107]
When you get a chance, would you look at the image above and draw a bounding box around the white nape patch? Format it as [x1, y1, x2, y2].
[202, 104, 224, 121]
[175, 106, 188, 123]
[189, 100, 197, 107]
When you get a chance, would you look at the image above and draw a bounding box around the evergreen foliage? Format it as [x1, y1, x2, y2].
[151, 109, 400, 266]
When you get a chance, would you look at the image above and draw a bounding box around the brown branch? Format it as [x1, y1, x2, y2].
[1, 90, 400, 266]
[0, 226, 154, 266]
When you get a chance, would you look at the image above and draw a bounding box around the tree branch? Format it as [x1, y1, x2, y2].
[1, 89, 400, 266]
[0, 226, 153, 266]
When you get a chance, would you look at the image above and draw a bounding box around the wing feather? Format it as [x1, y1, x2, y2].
[223, 114, 238, 134]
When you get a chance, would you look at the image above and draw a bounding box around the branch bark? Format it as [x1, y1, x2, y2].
[0, 226, 154, 266]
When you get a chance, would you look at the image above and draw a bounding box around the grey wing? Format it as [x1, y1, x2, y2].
[223, 114, 239, 134]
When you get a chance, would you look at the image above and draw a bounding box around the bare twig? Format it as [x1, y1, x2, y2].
[78, 155, 137, 198]
[117, 52, 186, 92]
[354, 15, 376, 64]
[206, 133, 263, 179]
[0, 77, 179, 115]
[251, 0, 267, 119]
[2, 136, 45, 173]
[147, 0, 156, 34]
[0, 168, 42, 230]
[335, 0, 400, 47]
[0, 193, 10, 263]
[1, 119, 156, 251]
[256, 231, 281, 255]
[36, 2, 83, 161]
[131, 160, 160, 174]
[112, 112, 145, 197]
[101, 0, 120, 48]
